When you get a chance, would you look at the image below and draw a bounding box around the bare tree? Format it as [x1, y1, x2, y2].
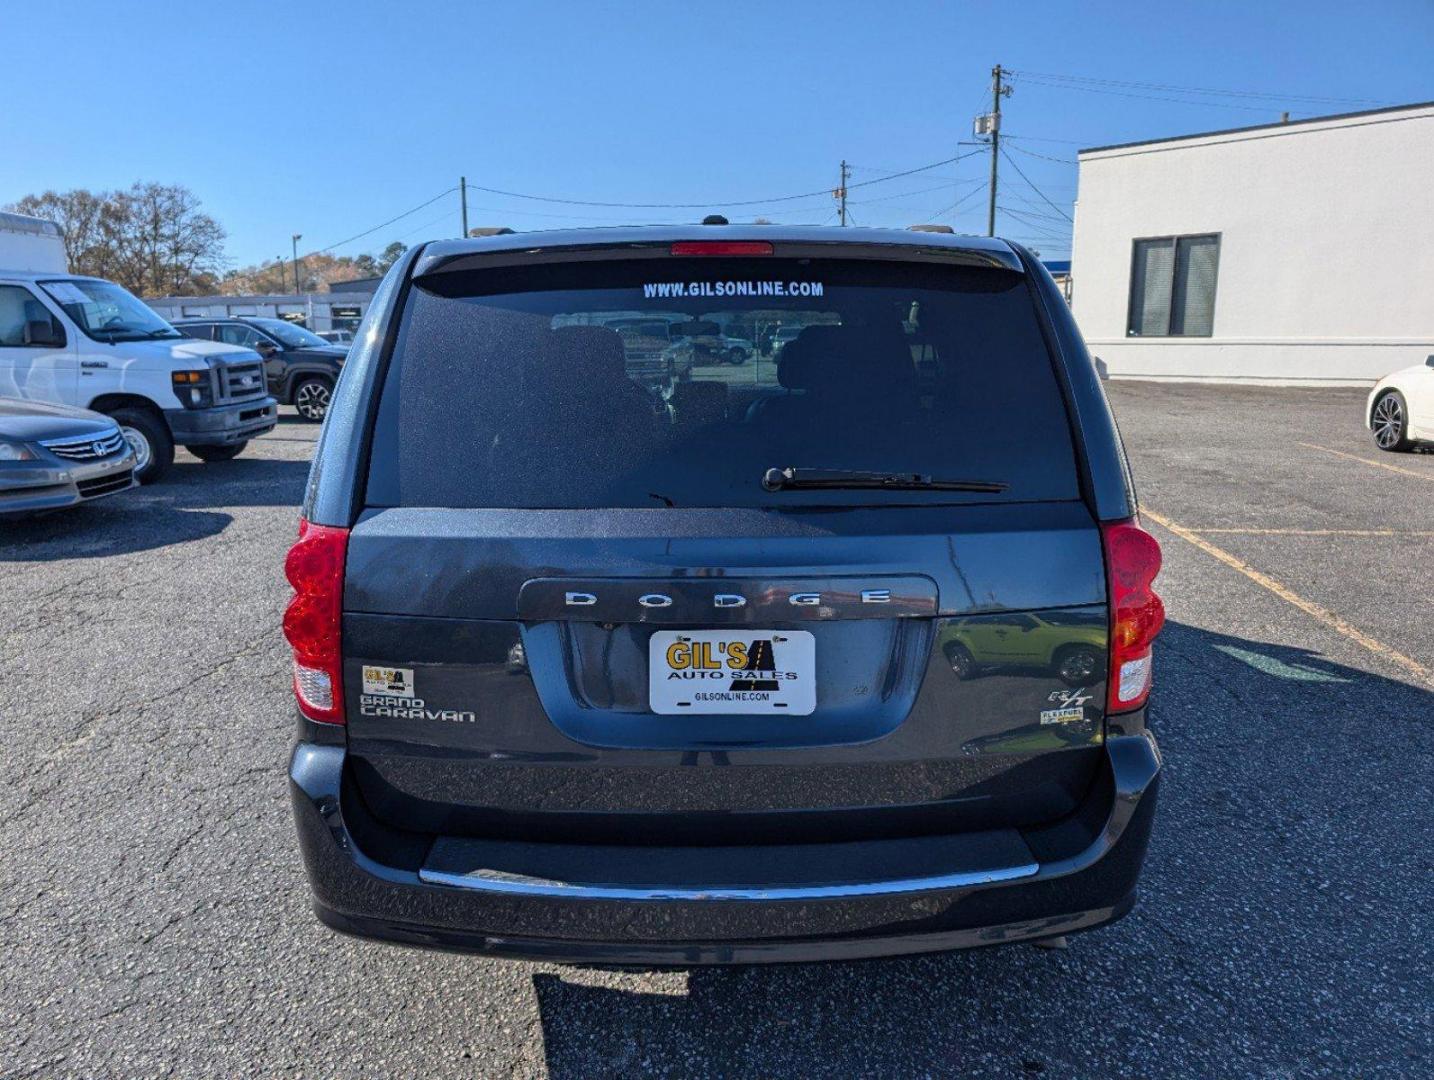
[6, 183, 226, 296]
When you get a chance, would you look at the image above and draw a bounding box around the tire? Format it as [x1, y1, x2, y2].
[1053, 645, 1103, 687]
[727, 347, 748, 365]
[1370, 390, 1413, 452]
[943, 641, 976, 680]
[109, 406, 174, 484]
[292, 376, 333, 422]
[187, 441, 247, 463]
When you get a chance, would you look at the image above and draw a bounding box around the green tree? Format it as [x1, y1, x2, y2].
[376, 241, 407, 273]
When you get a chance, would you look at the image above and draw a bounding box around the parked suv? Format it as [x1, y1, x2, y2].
[286, 226, 1164, 965]
[174, 316, 347, 421]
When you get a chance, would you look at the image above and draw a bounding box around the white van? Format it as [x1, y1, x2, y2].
[0, 212, 277, 482]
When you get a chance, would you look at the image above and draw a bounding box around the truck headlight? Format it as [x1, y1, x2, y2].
[172, 370, 214, 408]
[0, 440, 35, 461]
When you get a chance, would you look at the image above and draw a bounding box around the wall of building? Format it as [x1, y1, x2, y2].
[1071, 105, 1434, 385]
[145, 292, 371, 332]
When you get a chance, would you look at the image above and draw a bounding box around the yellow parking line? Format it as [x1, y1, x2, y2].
[1195, 528, 1434, 537]
[1143, 508, 1434, 689]
[1296, 441, 1434, 482]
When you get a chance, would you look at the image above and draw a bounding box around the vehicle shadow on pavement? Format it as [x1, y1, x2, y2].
[0, 504, 233, 560]
[529, 621, 1432, 1078]
[0, 459, 310, 559]
[156, 458, 311, 508]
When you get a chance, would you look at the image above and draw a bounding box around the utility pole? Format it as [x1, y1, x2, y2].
[460, 176, 469, 237]
[291, 233, 302, 294]
[985, 64, 1012, 237]
[837, 160, 850, 226]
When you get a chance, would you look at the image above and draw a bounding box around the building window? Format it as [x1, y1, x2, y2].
[1127, 234, 1219, 337]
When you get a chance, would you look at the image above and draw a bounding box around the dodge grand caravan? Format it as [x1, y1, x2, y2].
[286, 225, 1164, 965]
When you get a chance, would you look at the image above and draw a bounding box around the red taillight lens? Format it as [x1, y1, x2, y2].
[283, 518, 349, 724]
[1102, 519, 1165, 713]
[670, 241, 774, 256]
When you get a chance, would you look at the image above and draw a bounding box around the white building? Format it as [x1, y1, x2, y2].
[145, 291, 372, 335]
[1070, 102, 1434, 385]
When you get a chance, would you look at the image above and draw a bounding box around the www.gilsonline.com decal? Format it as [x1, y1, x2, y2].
[642, 281, 824, 298]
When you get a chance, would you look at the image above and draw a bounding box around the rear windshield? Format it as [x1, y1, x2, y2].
[366, 257, 1079, 509]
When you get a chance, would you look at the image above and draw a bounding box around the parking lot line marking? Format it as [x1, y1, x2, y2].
[1143, 508, 1434, 690]
[1194, 528, 1434, 536]
[1295, 442, 1434, 482]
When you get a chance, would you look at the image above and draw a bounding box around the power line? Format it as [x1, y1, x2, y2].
[458, 152, 978, 212]
[310, 151, 988, 256]
[463, 182, 834, 210]
[314, 187, 458, 254]
[461, 202, 667, 223]
[1010, 75, 1332, 115]
[998, 206, 1069, 240]
[843, 151, 981, 191]
[924, 183, 989, 222]
[1004, 133, 1091, 145]
[1007, 69, 1388, 107]
[1008, 143, 1078, 165]
[1000, 191, 1071, 224]
[396, 208, 462, 243]
[847, 178, 985, 208]
[998, 146, 1073, 223]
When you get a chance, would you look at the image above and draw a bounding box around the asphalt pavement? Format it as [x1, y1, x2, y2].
[1, 384, 1430, 1078]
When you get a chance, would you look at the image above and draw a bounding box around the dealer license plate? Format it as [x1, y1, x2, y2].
[648, 629, 816, 715]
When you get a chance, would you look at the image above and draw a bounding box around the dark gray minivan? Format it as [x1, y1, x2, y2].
[286, 226, 1165, 965]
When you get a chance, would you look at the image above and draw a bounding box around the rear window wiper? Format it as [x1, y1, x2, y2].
[762, 467, 1008, 493]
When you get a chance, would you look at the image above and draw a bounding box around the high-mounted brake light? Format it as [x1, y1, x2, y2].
[1102, 519, 1165, 714]
[670, 241, 774, 256]
[283, 518, 349, 724]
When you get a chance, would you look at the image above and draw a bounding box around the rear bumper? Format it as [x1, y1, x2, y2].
[291, 733, 1159, 966]
[164, 397, 277, 445]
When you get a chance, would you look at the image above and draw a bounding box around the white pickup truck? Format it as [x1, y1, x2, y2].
[0, 211, 276, 482]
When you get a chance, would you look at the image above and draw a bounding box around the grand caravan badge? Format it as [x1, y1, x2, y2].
[649, 630, 816, 715]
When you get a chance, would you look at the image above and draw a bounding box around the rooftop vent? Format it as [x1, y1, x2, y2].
[701, 214, 729, 226]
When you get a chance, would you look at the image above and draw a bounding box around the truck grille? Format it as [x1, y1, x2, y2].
[40, 428, 126, 461]
[219, 360, 267, 402]
[623, 347, 673, 384]
[77, 470, 134, 499]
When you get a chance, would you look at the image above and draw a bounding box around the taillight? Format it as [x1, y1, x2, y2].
[1102, 519, 1165, 713]
[283, 518, 349, 724]
[670, 240, 774, 256]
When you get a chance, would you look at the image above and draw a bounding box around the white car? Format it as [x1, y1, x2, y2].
[1367, 356, 1434, 452]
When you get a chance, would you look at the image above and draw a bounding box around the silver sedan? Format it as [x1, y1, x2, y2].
[0, 397, 138, 518]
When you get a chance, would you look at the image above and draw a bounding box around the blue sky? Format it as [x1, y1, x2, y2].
[3, 0, 1431, 268]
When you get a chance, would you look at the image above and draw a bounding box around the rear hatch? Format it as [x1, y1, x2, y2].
[343, 250, 1108, 845]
